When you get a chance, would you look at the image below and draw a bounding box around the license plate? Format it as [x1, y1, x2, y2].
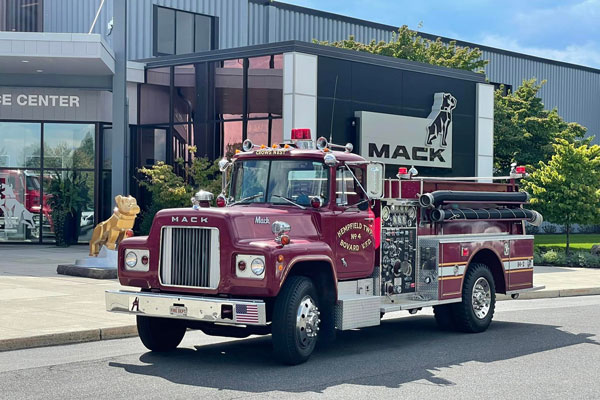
[169, 305, 188, 316]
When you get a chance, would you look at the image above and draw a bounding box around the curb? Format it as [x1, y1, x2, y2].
[498, 287, 600, 300]
[0, 325, 137, 352]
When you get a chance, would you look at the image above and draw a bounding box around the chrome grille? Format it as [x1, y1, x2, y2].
[160, 226, 220, 288]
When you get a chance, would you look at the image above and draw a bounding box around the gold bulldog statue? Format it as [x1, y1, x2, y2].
[89, 195, 141, 256]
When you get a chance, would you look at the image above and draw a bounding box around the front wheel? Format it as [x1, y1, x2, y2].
[272, 276, 321, 365]
[137, 316, 186, 352]
[453, 263, 496, 333]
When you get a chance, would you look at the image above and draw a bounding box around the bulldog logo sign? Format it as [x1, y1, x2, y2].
[357, 93, 456, 168]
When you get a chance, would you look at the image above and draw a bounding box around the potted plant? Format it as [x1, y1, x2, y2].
[46, 170, 90, 247]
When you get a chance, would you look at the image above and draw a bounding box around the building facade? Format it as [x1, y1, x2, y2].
[0, 0, 597, 244]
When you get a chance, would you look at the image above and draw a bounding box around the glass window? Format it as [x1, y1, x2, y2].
[216, 59, 244, 120]
[156, 7, 175, 55]
[154, 6, 214, 56]
[176, 11, 194, 54]
[102, 126, 112, 170]
[248, 55, 283, 116]
[336, 167, 364, 206]
[222, 121, 243, 156]
[43, 124, 95, 169]
[0, 122, 41, 168]
[42, 170, 94, 244]
[139, 128, 167, 167]
[230, 160, 329, 206]
[195, 14, 213, 52]
[174, 64, 196, 124]
[140, 67, 171, 125]
[4, 0, 42, 32]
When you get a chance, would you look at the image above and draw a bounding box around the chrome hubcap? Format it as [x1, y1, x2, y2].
[472, 277, 491, 319]
[296, 295, 320, 348]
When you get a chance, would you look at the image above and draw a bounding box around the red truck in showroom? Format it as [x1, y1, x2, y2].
[106, 129, 543, 365]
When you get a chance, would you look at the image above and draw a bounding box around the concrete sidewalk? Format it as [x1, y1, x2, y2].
[1, 245, 600, 352]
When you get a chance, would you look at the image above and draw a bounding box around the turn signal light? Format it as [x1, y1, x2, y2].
[516, 166, 526, 174]
[280, 234, 291, 246]
[277, 254, 284, 262]
[238, 260, 247, 271]
[141, 255, 149, 265]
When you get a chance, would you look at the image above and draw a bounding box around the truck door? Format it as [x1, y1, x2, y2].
[333, 166, 376, 279]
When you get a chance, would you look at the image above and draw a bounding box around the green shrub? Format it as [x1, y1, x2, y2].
[541, 250, 560, 264]
[536, 249, 600, 268]
[542, 224, 557, 234]
[527, 225, 539, 234]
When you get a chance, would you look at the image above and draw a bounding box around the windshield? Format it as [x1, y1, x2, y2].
[230, 159, 329, 206]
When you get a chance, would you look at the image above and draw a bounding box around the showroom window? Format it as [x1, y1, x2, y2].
[0, 122, 97, 244]
[153, 6, 217, 56]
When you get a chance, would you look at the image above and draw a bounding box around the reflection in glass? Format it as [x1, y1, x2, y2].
[176, 11, 194, 54]
[156, 7, 175, 55]
[248, 55, 283, 116]
[43, 124, 95, 169]
[0, 169, 40, 241]
[42, 170, 94, 243]
[195, 14, 213, 52]
[222, 121, 243, 156]
[174, 65, 196, 124]
[216, 59, 244, 120]
[139, 128, 167, 166]
[0, 122, 41, 168]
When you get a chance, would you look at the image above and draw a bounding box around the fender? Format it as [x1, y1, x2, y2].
[461, 246, 507, 294]
[279, 254, 338, 299]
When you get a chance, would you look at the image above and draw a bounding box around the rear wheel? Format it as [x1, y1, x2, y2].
[272, 276, 321, 365]
[137, 316, 186, 352]
[453, 263, 496, 333]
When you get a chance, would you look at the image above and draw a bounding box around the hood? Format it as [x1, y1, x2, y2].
[153, 206, 320, 241]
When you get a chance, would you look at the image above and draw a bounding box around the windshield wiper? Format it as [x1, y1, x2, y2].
[271, 195, 306, 210]
[229, 192, 264, 206]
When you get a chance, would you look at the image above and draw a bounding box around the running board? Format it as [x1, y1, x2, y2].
[380, 298, 461, 313]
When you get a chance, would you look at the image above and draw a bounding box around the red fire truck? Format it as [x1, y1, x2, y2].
[106, 129, 543, 365]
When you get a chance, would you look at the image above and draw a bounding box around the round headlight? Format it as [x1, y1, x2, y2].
[251, 258, 265, 276]
[125, 251, 138, 268]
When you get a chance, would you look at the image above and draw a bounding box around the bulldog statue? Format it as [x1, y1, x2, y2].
[89, 195, 140, 256]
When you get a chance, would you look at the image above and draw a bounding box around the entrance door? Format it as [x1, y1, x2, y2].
[333, 166, 376, 279]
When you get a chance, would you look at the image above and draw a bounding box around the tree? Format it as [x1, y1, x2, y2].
[494, 79, 587, 173]
[523, 139, 600, 254]
[314, 25, 488, 72]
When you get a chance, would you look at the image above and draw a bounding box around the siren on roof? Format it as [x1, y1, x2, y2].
[291, 128, 314, 149]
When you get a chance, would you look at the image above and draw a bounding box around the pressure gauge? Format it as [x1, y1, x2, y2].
[407, 207, 416, 219]
[382, 206, 390, 222]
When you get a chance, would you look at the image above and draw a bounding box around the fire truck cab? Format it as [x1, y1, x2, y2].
[106, 129, 543, 365]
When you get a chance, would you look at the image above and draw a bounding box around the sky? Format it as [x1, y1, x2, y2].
[281, 0, 600, 69]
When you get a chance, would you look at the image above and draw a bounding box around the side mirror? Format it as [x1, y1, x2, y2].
[366, 162, 384, 199]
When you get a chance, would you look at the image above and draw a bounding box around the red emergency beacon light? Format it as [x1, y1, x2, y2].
[516, 166, 526, 174]
[291, 128, 314, 149]
[291, 128, 311, 140]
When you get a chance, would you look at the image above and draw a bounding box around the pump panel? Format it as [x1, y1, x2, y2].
[380, 201, 418, 295]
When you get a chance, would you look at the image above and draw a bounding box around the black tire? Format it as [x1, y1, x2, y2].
[453, 263, 496, 333]
[433, 304, 456, 331]
[137, 316, 186, 352]
[272, 276, 320, 365]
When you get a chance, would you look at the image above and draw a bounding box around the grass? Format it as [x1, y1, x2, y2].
[534, 234, 600, 250]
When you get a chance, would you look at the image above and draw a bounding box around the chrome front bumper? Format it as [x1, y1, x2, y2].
[105, 290, 267, 326]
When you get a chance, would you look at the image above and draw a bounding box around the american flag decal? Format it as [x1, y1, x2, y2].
[235, 304, 259, 324]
